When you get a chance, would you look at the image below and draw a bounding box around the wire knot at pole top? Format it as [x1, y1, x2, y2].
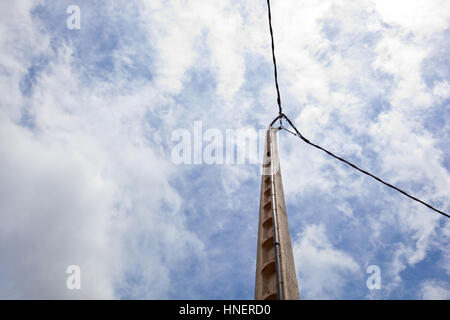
[269, 113, 284, 129]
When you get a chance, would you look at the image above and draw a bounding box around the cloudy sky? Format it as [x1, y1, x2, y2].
[0, 0, 449, 299]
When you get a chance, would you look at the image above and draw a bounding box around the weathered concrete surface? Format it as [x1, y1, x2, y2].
[255, 128, 300, 300]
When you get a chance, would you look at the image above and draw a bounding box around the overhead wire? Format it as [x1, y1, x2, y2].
[266, 0, 283, 127]
[280, 113, 450, 219]
[265, 1, 449, 219]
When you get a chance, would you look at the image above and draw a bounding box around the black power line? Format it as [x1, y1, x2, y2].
[265, 1, 449, 219]
[266, 0, 282, 126]
[280, 113, 450, 219]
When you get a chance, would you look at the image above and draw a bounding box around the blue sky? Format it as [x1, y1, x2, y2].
[0, 0, 449, 299]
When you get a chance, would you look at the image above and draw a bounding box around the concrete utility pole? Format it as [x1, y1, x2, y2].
[255, 128, 300, 300]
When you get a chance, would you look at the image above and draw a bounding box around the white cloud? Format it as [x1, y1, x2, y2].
[420, 280, 450, 300]
[139, 0, 249, 101]
[0, 120, 120, 299]
[374, 0, 450, 37]
[0, 2, 206, 299]
[372, 32, 432, 110]
[0, 0, 49, 121]
[433, 80, 450, 102]
[293, 224, 360, 299]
